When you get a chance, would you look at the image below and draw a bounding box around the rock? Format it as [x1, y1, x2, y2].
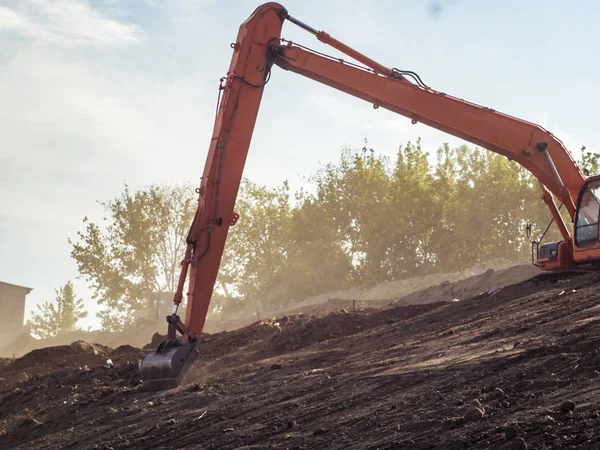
[270, 364, 282, 370]
[287, 419, 296, 429]
[470, 399, 483, 408]
[505, 425, 519, 440]
[189, 383, 202, 392]
[511, 437, 527, 449]
[500, 400, 510, 408]
[543, 415, 555, 423]
[166, 419, 177, 425]
[313, 427, 328, 436]
[493, 387, 505, 398]
[70, 341, 98, 355]
[222, 427, 235, 433]
[560, 400, 576, 413]
[20, 417, 43, 428]
[464, 406, 485, 421]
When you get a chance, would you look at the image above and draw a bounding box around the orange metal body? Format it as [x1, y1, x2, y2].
[543, 241, 574, 271]
[179, 3, 285, 333]
[271, 43, 584, 217]
[177, 2, 600, 337]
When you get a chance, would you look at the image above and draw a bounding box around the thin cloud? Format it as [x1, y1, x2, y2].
[0, 0, 143, 47]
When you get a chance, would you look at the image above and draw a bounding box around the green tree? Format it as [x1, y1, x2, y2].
[70, 138, 587, 331]
[221, 179, 293, 314]
[306, 145, 396, 287]
[303, 139, 566, 282]
[215, 177, 355, 316]
[283, 189, 354, 299]
[386, 139, 438, 277]
[428, 144, 546, 271]
[29, 281, 87, 339]
[69, 183, 196, 331]
[579, 146, 600, 176]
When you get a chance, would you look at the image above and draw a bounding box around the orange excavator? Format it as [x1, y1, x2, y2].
[139, 2, 600, 390]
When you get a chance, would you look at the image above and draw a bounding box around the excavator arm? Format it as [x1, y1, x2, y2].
[139, 2, 589, 391]
[271, 39, 585, 217]
[138, 3, 286, 391]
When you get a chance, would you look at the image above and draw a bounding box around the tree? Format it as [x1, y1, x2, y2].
[213, 178, 355, 318]
[69, 183, 196, 331]
[218, 179, 293, 315]
[29, 281, 87, 339]
[580, 146, 600, 176]
[305, 145, 396, 287]
[302, 139, 568, 281]
[427, 144, 549, 271]
[70, 139, 590, 331]
[386, 139, 438, 277]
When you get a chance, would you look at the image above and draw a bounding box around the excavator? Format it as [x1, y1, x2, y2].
[138, 2, 600, 391]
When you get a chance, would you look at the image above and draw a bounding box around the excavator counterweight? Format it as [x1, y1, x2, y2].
[139, 2, 600, 391]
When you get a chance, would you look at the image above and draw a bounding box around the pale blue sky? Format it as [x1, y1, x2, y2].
[1, 0, 599, 330]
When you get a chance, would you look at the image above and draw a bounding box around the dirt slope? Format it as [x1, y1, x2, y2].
[3, 271, 600, 449]
[0, 262, 538, 359]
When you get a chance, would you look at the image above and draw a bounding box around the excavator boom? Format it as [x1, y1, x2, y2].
[271, 41, 584, 217]
[139, 2, 592, 391]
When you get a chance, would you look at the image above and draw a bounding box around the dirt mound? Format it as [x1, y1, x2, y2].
[9, 341, 107, 371]
[209, 260, 539, 333]
[392, 264, 540, 307]
[0, 341, 145, 395]
[267, 303, 444, 351]
[110, 344, 139, 356]
[0, 357, 143, 445]
[0, 319, 175, 359]
[7, 270, 600, 448]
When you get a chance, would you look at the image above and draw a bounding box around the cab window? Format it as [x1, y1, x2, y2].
[575, 180, 600, 247]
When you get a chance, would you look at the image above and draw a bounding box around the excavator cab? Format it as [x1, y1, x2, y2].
[537, 176, 600, 271]
[574, 178, 600, 248]
[571, 176, 600, 264]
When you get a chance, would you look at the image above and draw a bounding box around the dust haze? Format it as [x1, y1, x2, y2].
[1, 257, 536, 359]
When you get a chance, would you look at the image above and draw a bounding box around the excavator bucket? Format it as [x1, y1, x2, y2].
[139, 340, 199, 391]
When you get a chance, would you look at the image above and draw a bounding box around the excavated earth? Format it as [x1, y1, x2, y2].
[4, 269, 600, 449]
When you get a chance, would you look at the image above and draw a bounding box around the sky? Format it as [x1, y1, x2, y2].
[1, 0, 600, 331]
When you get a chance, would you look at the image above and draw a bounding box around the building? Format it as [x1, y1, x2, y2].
[0, 281, 33, 344]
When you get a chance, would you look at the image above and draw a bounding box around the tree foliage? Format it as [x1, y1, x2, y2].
[69, 183, 195, 330]
[29, 281, 87, 339]
[580, 146, 600, 176]
[299, 140, 557, 284]
[71, 140, 600, 329]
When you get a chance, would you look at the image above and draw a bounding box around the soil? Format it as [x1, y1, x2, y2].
[3, 266, 600, 449]
[0, 259, 538, 359]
